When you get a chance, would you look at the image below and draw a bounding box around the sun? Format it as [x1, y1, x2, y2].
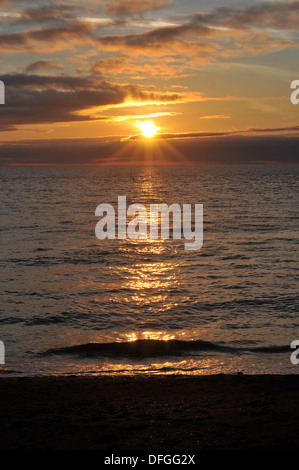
[139, 120, 157, 138]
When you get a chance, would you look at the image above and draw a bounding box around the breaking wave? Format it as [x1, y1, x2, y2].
[43, 339, 292, 358]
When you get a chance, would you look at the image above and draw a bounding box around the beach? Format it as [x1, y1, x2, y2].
[1, 374, 299, 450]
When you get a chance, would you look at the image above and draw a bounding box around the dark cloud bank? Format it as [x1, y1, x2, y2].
[0, 135, 298, 165]
[0, 73, 180, 131]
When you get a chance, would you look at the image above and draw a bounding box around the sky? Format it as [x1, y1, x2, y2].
[1, 0, 299, 164]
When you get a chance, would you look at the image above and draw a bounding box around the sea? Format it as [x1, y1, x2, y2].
[0, 164, 298, 376]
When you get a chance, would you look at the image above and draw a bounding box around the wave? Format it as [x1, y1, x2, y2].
[43, 339, 292, 358]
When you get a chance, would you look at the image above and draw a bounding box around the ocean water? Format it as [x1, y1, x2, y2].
[0, 164, 298, 376]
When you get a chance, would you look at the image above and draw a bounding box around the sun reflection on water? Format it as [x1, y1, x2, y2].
[117, 257, 180, 309]
[125, 331, 176, 342]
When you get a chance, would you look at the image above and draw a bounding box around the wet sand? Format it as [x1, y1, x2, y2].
[0, 374, 299, 450]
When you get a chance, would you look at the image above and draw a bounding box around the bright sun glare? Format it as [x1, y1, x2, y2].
[139, 120, 157, 138]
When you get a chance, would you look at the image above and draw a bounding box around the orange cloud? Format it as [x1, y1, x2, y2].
[200, 115, 231, 120]
[0, 73, 189, 131]
[90, 56, 189, 78]
[101, 0, 172, 15]
[1, 1, 299, 62]
[0, 22, 97, 52]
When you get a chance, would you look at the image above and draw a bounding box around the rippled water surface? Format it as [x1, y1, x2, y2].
[0, 165, 298, 375]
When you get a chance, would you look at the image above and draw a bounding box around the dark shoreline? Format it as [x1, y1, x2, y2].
[0, 374, 299, 450]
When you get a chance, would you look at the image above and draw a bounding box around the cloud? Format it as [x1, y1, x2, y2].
[98, 24, 211, 51]
[89, 56, 189, 78]
[247, 124, 299, 133]
[0, 21, 97, 52]
[101, 0, 172, 15]
[0, 0, 22, 4]
[90, 57, 130, 74]
[105, 110, 179, 122]
[0, 73, 126, 130]
[195, 1, 299, 30]
[128, 131, 238, 141]
[25, 60, 64, 73]
[0, 68, 256, 132]
[6, 4, 93, 24]
[0, 73, 187, 131]
[1, 134, 299, 165]
[200, 115, 231, 120]
[96, 1, 299, 59]
[127, 124, 299, 141]
[1, 1, 299, 61]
